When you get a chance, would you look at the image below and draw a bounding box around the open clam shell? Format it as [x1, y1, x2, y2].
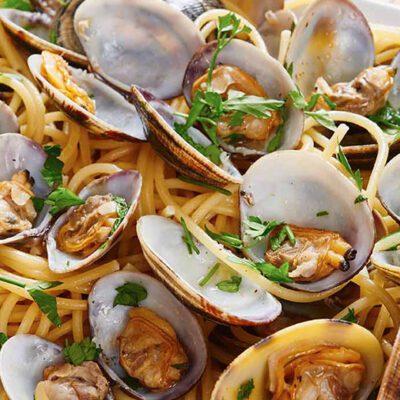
[47, 171, 142, 273]
[0, 334, 64, 400]
[0, 9, 87, 67]
[89, 270, 207, 400]
[183, 39, 304, 155]
[211, 319, 383, 400]
[0, 133, 51, 245]
[165, 0, 223, 20]
[28, 54, 145, 141]
[240, 151, 375, 292]
[74, 0, 204, 99]
[137, 215, 281, 325]
[0, 100, 19, 134]
[129, 86, 242, 185]
[286, 0, 375, 95]
[389, 51, 400, 110]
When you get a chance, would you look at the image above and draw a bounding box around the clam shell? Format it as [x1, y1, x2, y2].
[137, 215, 282, 325]
[47, 171, 142, 273]
[211, 319, 383, 400]
[183, 39, 304, 155]
[0, 334, 63, 400]
[240, 151, 375, 292]
[0, 9, 87, 67]
[28, 54, 145, 141]
[89, 271, 207, 400]
[0, 100, 19, 134]
[0, 133, 51, 245]
[129, 86, 242, 186]
[165, 0, 223, 20]
[286, 0, 375, 95]
[74, 0, 204, 99]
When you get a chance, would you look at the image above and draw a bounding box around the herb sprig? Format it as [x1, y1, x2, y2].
[0, 0, 32, 11]
[113, 282, 148, 307]
[205, 226, 243, 249]
[341, 308, 358, 324]
[237, 378, 255, 400]
[181, 218, 200, 255]
[63, 338, 102, 366]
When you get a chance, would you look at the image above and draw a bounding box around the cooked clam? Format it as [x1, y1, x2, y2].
[129, 86, 242, 185]
[0, 334, 114, 400]
[240, 151, 375, 292]
[0, 100, 19, 133]
[28, 52, 145, 141]
[137, 215, 282, 325]
[47, 171, 142, 273]
[211, 319, 383, 400]
[0, 9, 87, 66]
[389, 51, 400, 110]
[183, 39, 304, 156]
[74, 0, 204, 99]
[89, 270, 207, 400]
[0, 133, 51, 245]
[286, 0, 375, 96]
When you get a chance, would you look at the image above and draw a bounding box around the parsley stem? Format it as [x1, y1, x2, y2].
[199, 263, 220, 287]
[0, 276, 26, 288]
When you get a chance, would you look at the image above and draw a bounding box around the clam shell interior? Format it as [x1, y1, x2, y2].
[0, 100, 19, 134]
[89, 271, 207, 400]
[137, 215, 282, 325]
[240, 151, 375, 292]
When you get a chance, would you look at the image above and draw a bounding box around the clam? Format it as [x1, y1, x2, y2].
[0, 133, 51, 245]
[0, 9, 87, 66]
[0, 100, 19, 133]
[28, 52, 145, 141]
[240, 151, 375, 292]
[0, 334, 114, 400]
[137, 215, 281, 325]
[165, 0, 223, 20]
[389, 51, 400, 110]
[182, 39, 304, 156]
[129, 86, 241, 185]
[211, 319, 383, 400]
[74, 0, 204, 99]
[47, 170, 142, 273]
[89, 270, 207, 400]
[286, 0, 375, 95]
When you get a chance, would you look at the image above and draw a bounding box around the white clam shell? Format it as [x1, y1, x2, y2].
[47, 171, 142, 273]
[28, 54, 145, 141]
[137, 215, 281, 325]
[211, 319, 384, 400]
[0, 101, 19, 134]
[240, 151, 375, 292]
[0, 133, 52, 244]
[286, 0, 375, 95]
[0, 334, 63, 400]
[74, 0, 204, 99]
[89, 271, 207, 400]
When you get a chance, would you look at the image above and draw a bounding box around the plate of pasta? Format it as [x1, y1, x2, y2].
[0, 0, 399, 399]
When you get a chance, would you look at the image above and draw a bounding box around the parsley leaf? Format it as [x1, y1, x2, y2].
[31, 196, 45, 213]
[205, 226, 243, 249]
[237, 378, 255, 400]
[341, 308, 358, 323]
[28, 288, 61, 327]
[45, 187, 84, 215]
[113, 282, 148, 307]
[41, 144, 64, 187]
[369, 102, 400, 131]
[270, 225, 296, 251]
[337, 146, 364, 193]
[49, 30, 58, 44]
[1, 0, 32, 11]
[254, 261, 293, 283]
[316, 211, 329, 217]
[354, 194, 368, 204]
[0, 333, 7, 350]
[285, 62, 294, 78]
[63, 338, 102, 366]
[304, 110, 336, 131]
[177, 175, 232, 196]
[181, 217, 200, 255]
[217, 275, 242, 292]
[110, 196, 129, 236]
[199, 263, 220, 287]
[244, 216, 281, 242]
[267, 122, 285, 153]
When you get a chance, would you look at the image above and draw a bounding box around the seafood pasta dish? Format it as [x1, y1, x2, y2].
[0, 0, 399, 398]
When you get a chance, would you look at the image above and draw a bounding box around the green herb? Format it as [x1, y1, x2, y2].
[31, 196, 45, 213]
[285, 62, 294, 78]
[0, 333, 7, 350]
[113, 282, 148, 307]
[270, 225, 296, 251]
[177, 175, 232, 196]
[28, 288, 61, 327]
[63, 338, 102, 366]
[355, 194, 368, 204]
[337, 145, 363, 191]
[267, 122, 285, 153]
[225, 133, 245, 143]
[341, 308, 358, 323]
[244, 216, 281, 242]
[199, 263, 220, 287]
[217, 275, 242, 292]
[205, 226, 243, 249]
[41, 144, 64, 187]
[316, 211, 329, 217]
[49, 30, 58, 44]
[237, 378, 255, 400]
[181, 217, 200, 255]
[88, 93, 95, 99]
[1, 0, 32, 11]
[45, 187, 84, 215]
[369, 102, 400, 131]
[304, 110, 336, 130]
[171, 362, 189, 370]
[110, 196, 129, 236]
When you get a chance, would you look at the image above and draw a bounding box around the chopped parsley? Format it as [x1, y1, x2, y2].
[45, 187, 84, 215]
[354, 194, 368, 204]
[369, 102, 400, 134]
[237, 378, 255, 400]
[199, 263, 220, 287]
[180, 217, 200, 255]
[0, 0, 32, 11]
[341, 308, 358, 324]
[41, 144, 64, 187]
[316, 210, 329, 217]
[110, 196, 129, 235]
[31, 196, 45, 213]
[244, 216, 281, 243]
[205, 226, 243, 249]
[270, 225, 296, 251]
[63, 338, 102, 366]
[0, 333, 7, 350]
[216, 275, 242, 293]
[49, 29, 58, 44]
[178, 175, 232, 196]
[113, 282, 148, 307]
